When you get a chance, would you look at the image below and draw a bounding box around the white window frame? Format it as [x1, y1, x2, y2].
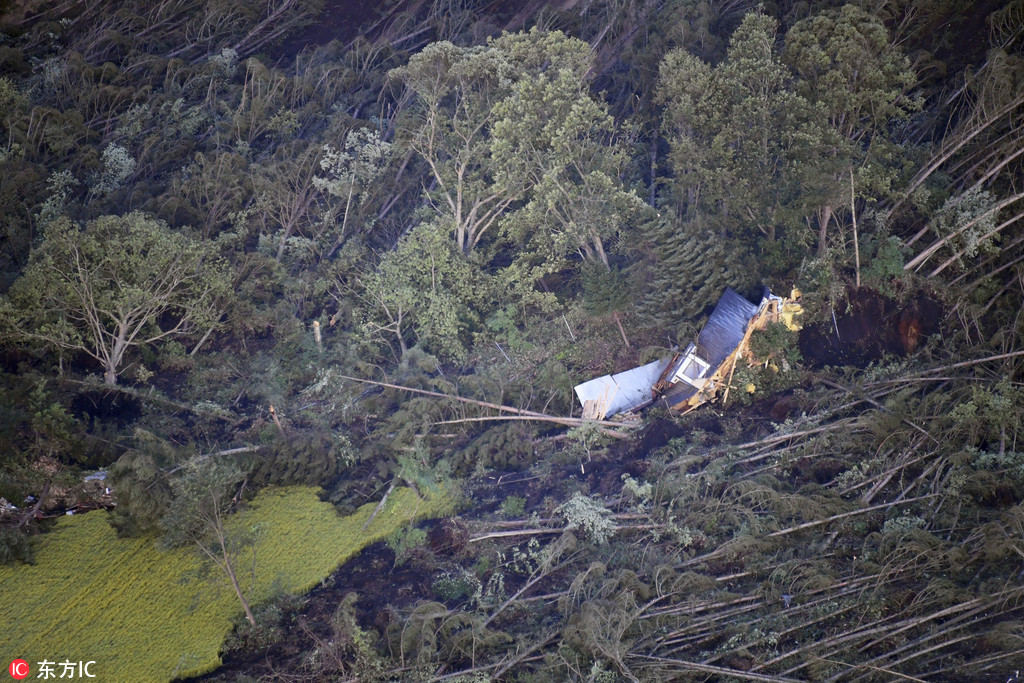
[672, 343, 710, 387]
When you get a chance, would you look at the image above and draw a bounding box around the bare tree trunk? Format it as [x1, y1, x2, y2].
[851, 171, 860, 288]
[613, 311, 632, 350]
[817, 205, 833, 258]
[222, 543, 256, 627]
[105, 330, 130, 385]
[204, 497, 256, 627]
[18, 479, 51, 527]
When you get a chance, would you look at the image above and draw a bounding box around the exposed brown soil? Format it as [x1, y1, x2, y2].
[799, 288, 942, 367]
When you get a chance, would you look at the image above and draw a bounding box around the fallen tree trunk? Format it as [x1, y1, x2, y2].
[337, 374, 634, 439]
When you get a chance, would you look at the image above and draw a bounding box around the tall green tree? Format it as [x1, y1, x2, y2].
[658, 12, 811, 256]
[783, 3, 918, 255]
[390, 28, 602, 258]
[389, 39, 520, 255]
[658, 7, 917, 270]
[492, 66, 644, 276]
[0, 212, 226, 385]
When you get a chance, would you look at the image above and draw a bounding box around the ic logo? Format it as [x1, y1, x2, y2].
[8, 659, 30, 680]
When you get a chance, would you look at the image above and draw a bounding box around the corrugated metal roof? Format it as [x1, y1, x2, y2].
[658, 381, 698, 410]
[574, 357, 670, 418]
[695, 288, 760, 370]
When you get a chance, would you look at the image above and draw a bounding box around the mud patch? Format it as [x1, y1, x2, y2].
[799, 289, 942, 368]
[195, 540, 434, 682]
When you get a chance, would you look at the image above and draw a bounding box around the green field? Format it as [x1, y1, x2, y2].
[0, 486, 454, 682]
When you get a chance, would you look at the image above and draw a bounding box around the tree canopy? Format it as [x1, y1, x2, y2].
[1, 212, 226, 385]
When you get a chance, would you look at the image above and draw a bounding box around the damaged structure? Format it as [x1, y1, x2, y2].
[574, 288, 802, 420]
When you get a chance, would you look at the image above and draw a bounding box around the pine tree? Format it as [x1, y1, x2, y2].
[637, 215, 749, 331]
[582, 261, 634, 349]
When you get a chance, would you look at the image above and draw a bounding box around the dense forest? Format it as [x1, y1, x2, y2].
[1, 0, 1024, 680]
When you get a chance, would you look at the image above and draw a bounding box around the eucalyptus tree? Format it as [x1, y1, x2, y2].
[389, 39, 520, 256]
[389, 28, 607, 259]
[491, 63, 644, 276]
[0, 212, 227, 385]
[313, 126, 393, 258]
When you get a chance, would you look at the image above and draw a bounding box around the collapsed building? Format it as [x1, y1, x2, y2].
[574, 288, 803, 420]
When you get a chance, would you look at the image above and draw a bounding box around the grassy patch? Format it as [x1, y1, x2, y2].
[0, 485, 453, 682]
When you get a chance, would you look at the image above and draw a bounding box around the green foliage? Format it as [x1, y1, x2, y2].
[882, 514, 926, 537]
[313, 126, 392, 248]
[932, 186, 1001, 264]
[749, 321, 803, 369]
[0, 485, 454, 681]
[159, 456, 245, 548]
[1, 2, 1022, 678]
[246, 433, 348, 487]
[484, 304, 532, 354]
[564, 421, 610, 466]
[387, 525, 428, 567]
[581, 262, 631, 318]
[0, 212, 228, 385]
[360, 221, 491, 361]
[784, 4, 918, 146]
[0, 527, 33, 565]
[796, 251, 848, 319]
[222, 594, 301, 653]
[36, 169, 77, 228]
[658, 11, 811, 258]
[860, 230, 907, 295]
[432, 568, 481, 602]
[945, 381, 1023, 448]
[636, 214, 751, 331]
[657, 6, 917, 273]
[620, 474, 652, 507]
[393, 26, 641, 301]
[556, 492, 616, 545]
[499, 495, 527, 519]
[452, 423, 538, 474]
[107, 429, 187, 536]
[491, 49, 643, 274]
[389, 38, 521, 255]
[89, 143, 136, 198]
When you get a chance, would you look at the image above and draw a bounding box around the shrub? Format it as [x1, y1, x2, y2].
[0, 527, 32, 565]
[557, 492, 616, 545]
[499, 495, 526, 518]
